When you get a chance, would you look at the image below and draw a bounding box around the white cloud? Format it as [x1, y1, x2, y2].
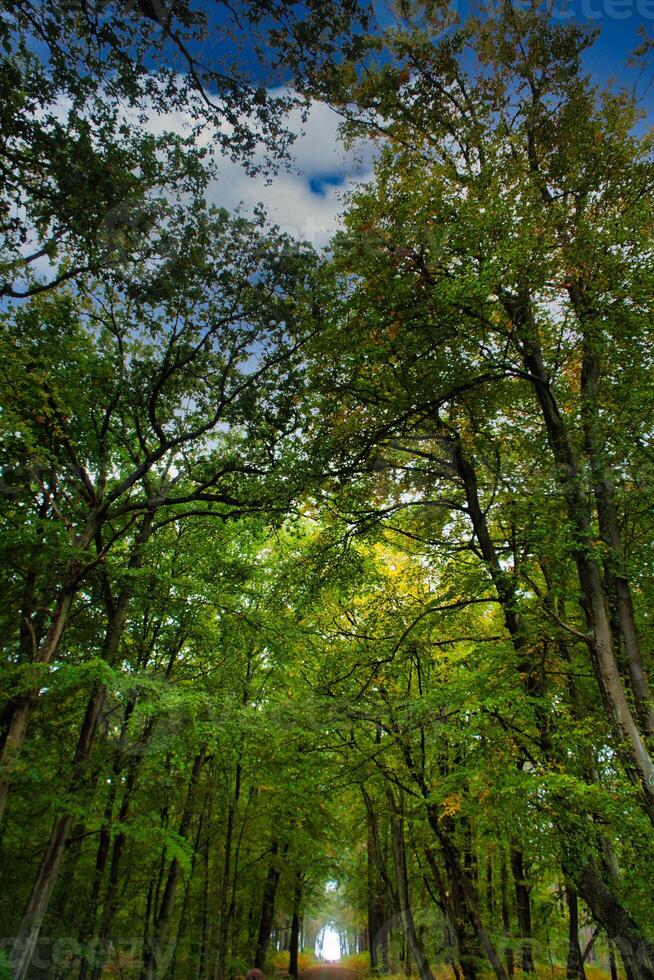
[87, 84, 379, 248]
[205, 97, 377, 249]
[11, 89, 375, 294]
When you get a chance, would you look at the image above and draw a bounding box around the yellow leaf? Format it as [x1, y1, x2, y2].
[441, 793, 462, 817]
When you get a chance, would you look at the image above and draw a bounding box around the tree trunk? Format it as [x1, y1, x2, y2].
[500, 853, 514, 978]
[77, 779, 118, 980]
[198, 836, 211, 980]
[9, 516, 152, 980]
[254, 839, 283, 970]
[504, 295, 654, 816]
[79, 693, 140, 980]
[218, 763, 241, 980]
[8, 812, 75, 980]
[141, 746, 207, 980]
[367, 801, 389, 972]
[170, 811, 204, 979]
[565, 887, 586, 980]
[609, 940, 619, 980]
[434, 819, 507, 980]
[0, 508, 105, 825]
[289, 878, 303, 978]
[486, 856, 494, 921]
[386, 786, 434, 980]
[9, 683, 111, 980]
[0, 585, 77, 825]
[387, 698, 505, 980]
[510, 850, 534, 973]
[90, 720, 156, 980]
[574, 860, 654, 980]
[423, 843, 480, 980]
[572, 287, 654, 736]
[452, 423, 654, 971]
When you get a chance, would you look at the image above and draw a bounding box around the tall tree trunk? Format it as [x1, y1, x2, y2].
[423, 843, 480, 980]
[0, 585, 77, 826]
[0, 499, 50, 772]
[485, 855, 494, 921]
[382, 691, 505, 980]
[141, 746, 206, 980]
[367, 799, 389, 972]
[79, 693, 140, 980]
[218, 763, 241, 980]
[386, 786, 434, 980]
[609, 939, 619, 980]
[574, 860, 654, 980]
[571, 286, 654, 735]
[198, 835, 211, 980]
[9, 682, 110, 980]
[451, 425, 654, 972]
[500, 853, 514, 978]
[169, 811, 204, 980]
[8, 811, 75, 980]
[289, 877, 303, 979]
[248, 900, 259, 956]
[78, 775, 119, 980]
[8, 516, 152, 980]
[362, 786, 401, 974]
[509, 850, 534, 973]
[565, 887, 586, 980]
[0, 508, 105, 825]
[502, 293, 654, 815]
[90, 717, 157, 980]
[254, 840, 284, 970]
[433, 817, 507, 980]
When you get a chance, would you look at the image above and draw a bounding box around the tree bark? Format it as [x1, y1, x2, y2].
[198, 834, 212, 980]
[485, 855, 494, 921]
[254, 839, 283, 970]
[289, 877, 303, 978]
[386, 786, 435, 980]
[367, 799, 390, 972]
[574, 860, 654, 980]
[451, 424, 654, 973]
[384, 670, 506, 980]
[609, 939, 619, 980]
[169, 810, 205, 979]
[9, 516, 152, 980]
[218, 763, 241, 980]
[571, 287, 654, 736]
[503, 292, 654, 816]
[432, 817, 507, 980]
[500, 853, 514, 978]
[423, 843, 481, 980]
[510, 849, 534, 973]
[141, 746, 207, 980]
[0, 583, 77, 826]
[90, 709, 158, 980]
[565, 887, 586, 980]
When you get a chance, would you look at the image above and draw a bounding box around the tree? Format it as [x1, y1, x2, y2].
[0, 0, 368, 298]
[275, 4, 654, 972]
[0, 203, 322, 978]
[3, 4, 654, 979]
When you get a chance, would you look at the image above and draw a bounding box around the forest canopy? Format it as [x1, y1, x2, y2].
[1, 2, 654, 980]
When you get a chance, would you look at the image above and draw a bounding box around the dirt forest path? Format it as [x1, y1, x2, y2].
[301, 965, 364, 980]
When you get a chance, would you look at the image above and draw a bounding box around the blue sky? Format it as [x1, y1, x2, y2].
[190, 0, 654, 92]
[562, 8, 654, 109]
[113, 0, 654, 251]
[192, 0, 654, 247]
[17, 1, 653, 290]
[372, 0, 654, 92]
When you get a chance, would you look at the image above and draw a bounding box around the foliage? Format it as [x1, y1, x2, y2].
[1, 5, 654, 980]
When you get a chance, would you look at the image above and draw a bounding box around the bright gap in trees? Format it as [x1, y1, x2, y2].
[320, 925, 341, 962]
